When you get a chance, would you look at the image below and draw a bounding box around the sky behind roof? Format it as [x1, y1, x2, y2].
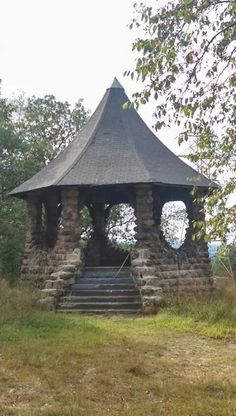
[0, 0, 182, 152]
[1, 1, 136, 111]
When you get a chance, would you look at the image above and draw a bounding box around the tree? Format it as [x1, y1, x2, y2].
[0, 82, 89, 278]
[17, 94, 88, 164]
[0, 96, 26, 277]
[127, 0, 236, 244]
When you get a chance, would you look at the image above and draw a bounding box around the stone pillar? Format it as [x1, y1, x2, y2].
[152, 187, 167, 244]
[44, 194, 60, 248]
[42, 188, 84, 306]
[184, 194, 208, 253]
[21, 194, 44, 284]
[178, 193, 213, 294]
[153, 188, 162, 231]
[25, 194, 42, 249]
[54, 188, 81, 261]
[192, 199, 211, 258]
[134, 184, 155, 246]
[183, 194, 195, 247]
[131, 184, 162, 313]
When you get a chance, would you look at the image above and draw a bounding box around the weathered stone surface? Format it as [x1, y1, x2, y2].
[140, 286, 162, 296]
[133, 266, 156, 275]
[130, 184, 213, 312]
[20, 184, 213, 314]
[43, 246, 83, 300]
[60, 264, 77, 272]
[45, 279, 64, 290]
[142, 296, 163, 314]
[142, 276, 162, 287]
[41, 288, 58, 296]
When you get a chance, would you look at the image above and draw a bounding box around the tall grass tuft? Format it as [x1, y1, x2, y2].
[0, 278, 39, 325]
[164, 281, 236, 326]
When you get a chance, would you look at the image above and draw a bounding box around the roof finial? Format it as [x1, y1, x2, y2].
[110, 77, 124, 89]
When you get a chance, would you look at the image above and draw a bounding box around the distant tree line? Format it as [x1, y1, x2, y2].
[0, 81, 89, 278]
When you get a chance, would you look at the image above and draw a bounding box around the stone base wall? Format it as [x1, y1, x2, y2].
[131, 246, 163, 314]
[20, 194, 46, 287]
[41, 248, 83, 310]
[131, 184, 213, 314]
[21, 248, 49, 288]
[131, 240, 213, 315]
[22, 245, 83, 309]
[21, 189, 84, 305]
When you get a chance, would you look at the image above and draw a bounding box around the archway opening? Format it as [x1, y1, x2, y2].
[106, 203, 136, 250]
[83, 203, 136, 267]
[41, 200, 60, 250]
[161, 201, 189, 249]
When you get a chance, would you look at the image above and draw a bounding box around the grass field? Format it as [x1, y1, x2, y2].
[0, 280, 236, 416]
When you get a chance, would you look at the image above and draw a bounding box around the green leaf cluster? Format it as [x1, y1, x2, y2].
[0, 82, 89, 279]
[128, 0, 236, 243]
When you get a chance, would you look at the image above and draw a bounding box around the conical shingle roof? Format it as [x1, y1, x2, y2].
[10, 78, 211, 196]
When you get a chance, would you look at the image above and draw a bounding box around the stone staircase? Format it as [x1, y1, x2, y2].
[57, 266, 142, 314]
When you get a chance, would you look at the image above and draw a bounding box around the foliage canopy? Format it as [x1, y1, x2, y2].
[0, 83, 89, 278]
[127, 0, 236, 243]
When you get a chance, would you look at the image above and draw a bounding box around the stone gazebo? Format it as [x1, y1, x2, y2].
[10, 78, 213, 314]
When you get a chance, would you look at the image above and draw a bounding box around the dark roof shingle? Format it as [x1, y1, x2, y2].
[10, 78, 211, 196]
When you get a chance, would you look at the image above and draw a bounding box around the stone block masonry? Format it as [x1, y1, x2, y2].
[21, 189, 84, 300]
[131, 184, 213, 314]
[21, 184, 213, 314]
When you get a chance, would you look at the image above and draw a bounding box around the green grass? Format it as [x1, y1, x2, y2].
[0, 279, 236, 415]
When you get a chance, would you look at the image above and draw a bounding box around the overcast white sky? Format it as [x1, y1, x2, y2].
[1, 0, 135, 107]
[0, 0, 183, 152]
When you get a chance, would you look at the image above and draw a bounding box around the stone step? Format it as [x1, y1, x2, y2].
[83, 266, 130, 272]
[75, 277, 134, 284]
[70, 289, 140, 296]
[72, 283, 137, 290]
[57, 302, 141, 311]
[57, 309, 141, 315]
[81, 266, 131, 279]
[57, 266, 141, 315]
[60, 295, 141, 303]
[80, 275, 131, 280]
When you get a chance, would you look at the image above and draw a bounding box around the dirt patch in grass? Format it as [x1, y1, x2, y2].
[0, 313, 236, 415]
